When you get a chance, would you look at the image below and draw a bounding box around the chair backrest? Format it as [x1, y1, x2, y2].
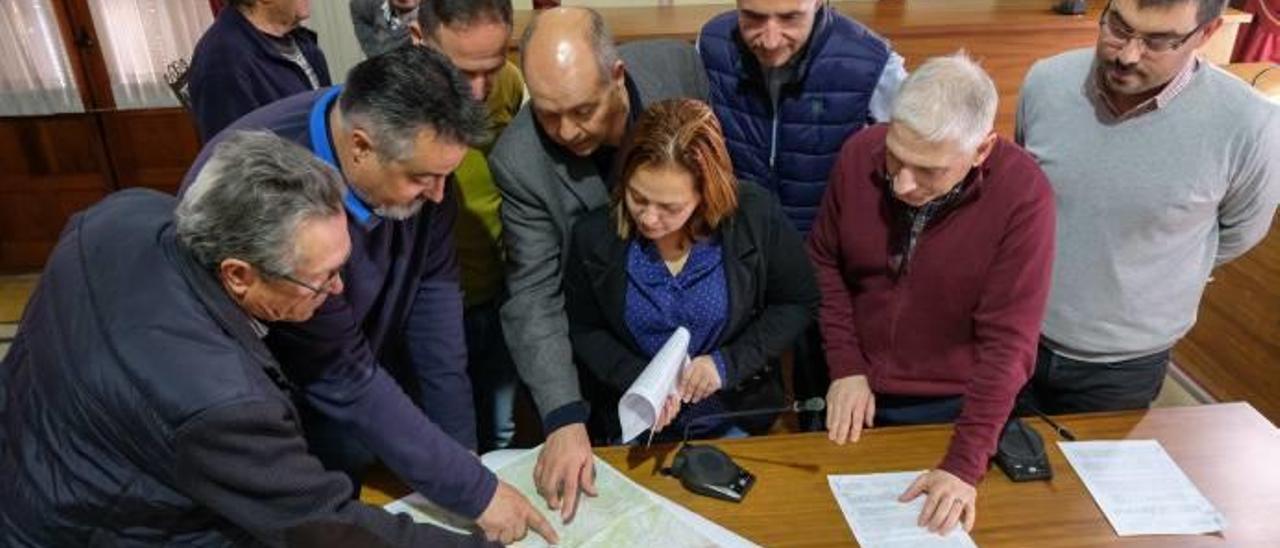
[164, 58, 192, 110]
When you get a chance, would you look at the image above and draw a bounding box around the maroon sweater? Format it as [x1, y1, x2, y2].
[807, 124, 1055, 485]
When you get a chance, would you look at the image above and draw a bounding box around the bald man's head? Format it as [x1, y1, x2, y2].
[520, 7, 631, 157]
[519, 7, 618, 83]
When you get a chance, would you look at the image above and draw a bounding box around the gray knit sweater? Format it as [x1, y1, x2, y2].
[1017, 48, 1280, 362]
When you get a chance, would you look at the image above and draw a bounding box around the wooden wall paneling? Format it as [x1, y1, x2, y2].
[101, 109, 202, 194]
[1174, 219, 1280, 423]
[0, 0, 198, 270]
[0, 115, 113, 272]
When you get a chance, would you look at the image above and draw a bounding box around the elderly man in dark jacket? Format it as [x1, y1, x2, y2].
[189, 0, 331, 142]
[0, 132, 489, 547]
[180, 47, 555, 545]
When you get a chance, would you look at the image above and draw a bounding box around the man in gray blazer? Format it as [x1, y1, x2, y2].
[489, 7, 709, 522]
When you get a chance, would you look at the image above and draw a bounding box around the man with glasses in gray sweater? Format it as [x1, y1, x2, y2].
[1016, 0, 1279, 414]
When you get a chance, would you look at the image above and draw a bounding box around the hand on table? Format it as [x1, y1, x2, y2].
[826, 374, 875, 444]
[899, 469, 977, 535]
[476, 480, 559, 545]
[532, 422, 597, 523]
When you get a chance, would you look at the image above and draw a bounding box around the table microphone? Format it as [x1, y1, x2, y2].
[1029, 406, 1076, 441]
[997, 398, 1076, 482]
[663, 398, 825, 503]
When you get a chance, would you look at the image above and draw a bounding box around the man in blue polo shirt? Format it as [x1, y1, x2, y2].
[181, 46, 555, 546]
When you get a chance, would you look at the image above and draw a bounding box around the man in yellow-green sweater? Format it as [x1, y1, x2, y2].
[413, 0, 525, 451]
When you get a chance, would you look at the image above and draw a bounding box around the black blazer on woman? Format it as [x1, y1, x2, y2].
[564, 182, 820, 441]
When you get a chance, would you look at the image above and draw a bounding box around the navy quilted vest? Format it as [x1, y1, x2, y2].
[699, 8, 890, 233]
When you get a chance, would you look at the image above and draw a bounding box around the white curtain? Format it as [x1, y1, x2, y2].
[0, 0, 84, 116]
[308, 2, 365, 84]
[86, 0, 213, 110]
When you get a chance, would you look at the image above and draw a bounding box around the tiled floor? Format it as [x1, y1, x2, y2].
[0, 274, 38, 324]
[0, 274, 37, 361]
[1154, 374, 1200, 407]
[0, 323, 12, 360]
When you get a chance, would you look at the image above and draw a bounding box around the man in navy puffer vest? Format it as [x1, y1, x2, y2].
[699, 0, 907, 428]
[698, 0, 906, 234]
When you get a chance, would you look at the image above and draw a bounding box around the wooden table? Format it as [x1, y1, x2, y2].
[362, 403, 1280, 546]
[588, 403, 1280, 547]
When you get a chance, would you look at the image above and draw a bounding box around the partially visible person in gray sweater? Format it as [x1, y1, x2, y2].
[1016, 0, 1279, 414]
[350, 0, 419, 57]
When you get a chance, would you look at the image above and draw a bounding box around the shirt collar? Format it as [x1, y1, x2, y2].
[1090, 55, 1200, 121]
[248, 317, 270, 339]
[629, 236, 722, 283]
[893, 173, 972, 217]
[308, 85, 381, 229]
[381, 2, 417, 28]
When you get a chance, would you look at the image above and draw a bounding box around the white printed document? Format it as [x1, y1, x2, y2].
[618, 327, 690, 443]
[386, 447, 756, 547]
[1059, 440, 1226, 536]
[828, 472, 978, 548]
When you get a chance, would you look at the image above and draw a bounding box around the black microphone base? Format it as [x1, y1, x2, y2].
[667, 444, 756, 503]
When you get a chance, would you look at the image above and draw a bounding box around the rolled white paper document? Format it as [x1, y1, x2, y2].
[618, 327, 691, 443]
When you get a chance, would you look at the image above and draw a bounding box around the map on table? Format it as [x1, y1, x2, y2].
[386, 447, 757, 547]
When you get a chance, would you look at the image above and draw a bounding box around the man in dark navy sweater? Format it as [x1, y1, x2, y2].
[181, 46, 555, 545]
[189, 0, 331, 142]
[808, 55, 1055, 535]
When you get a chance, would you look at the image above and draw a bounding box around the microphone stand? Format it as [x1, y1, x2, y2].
[676, 397, 827, 446]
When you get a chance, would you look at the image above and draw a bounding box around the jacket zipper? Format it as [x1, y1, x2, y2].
[768, 107, 780, 171]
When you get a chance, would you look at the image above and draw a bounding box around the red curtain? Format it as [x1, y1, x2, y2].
[1233, 0, 1280, 63]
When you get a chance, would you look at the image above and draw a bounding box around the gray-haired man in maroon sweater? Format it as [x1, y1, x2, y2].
[807, 53, 1056, 535]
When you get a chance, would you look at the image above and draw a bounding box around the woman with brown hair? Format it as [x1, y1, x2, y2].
[563, 98, 819, 443]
